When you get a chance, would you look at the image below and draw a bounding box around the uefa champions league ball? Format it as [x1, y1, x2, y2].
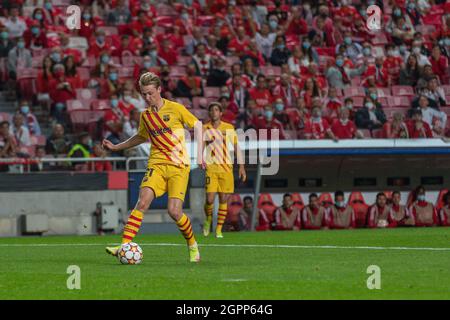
[118, 242, 143, 265]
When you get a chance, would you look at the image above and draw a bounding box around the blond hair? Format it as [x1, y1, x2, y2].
[139, 72, 161, 89]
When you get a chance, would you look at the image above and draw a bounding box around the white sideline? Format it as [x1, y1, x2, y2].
[0, 242, 449, 251]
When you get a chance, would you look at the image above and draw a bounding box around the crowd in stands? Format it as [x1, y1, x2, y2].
[224, 186, 450, 231]
[0, 0, 450, 170]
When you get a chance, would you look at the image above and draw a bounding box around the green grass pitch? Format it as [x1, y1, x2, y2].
[0, 228, 449, 300]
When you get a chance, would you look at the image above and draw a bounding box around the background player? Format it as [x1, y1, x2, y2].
[103, 72, 203, 262]
[203, 102, 246, 238]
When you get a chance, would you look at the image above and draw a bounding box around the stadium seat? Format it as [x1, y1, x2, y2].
[318, 193, 334, 208]
[190, 109, 208, 121]
[30, 135, 46, 146]
[0, 112, 10, 122]
[259, 66, 281, 78]
[435, 189, 449, 210]
[383, 191, 393, 201]
[348, 191, 369, 228]
[352, 96, 364, 108]
[371, 33, 388, 45]
[174, 97, 192, 108]
[169, 66, 186, 77]
[343, 86, 365, 97]
[257, 193, 277, 222]
[68, 37, 88, 50]
[359, 129, 371, 138]
[70, 110, 105, 133]
[177, 56, 192, 66]
[372, 129, 384, 138]
[91, 99, 110, 110]
[77, 67, 90, 80]
[225, 56, 240, 67]
[31, 55, 44, 68]
[442, 85, 450, 96]
[66, 100, 90, 112]
[118, 67, 134, 79]
[384, 107, 407, 119]
[392, 85, 415, 97]
[388, 96, 411, 108]
[376, 87, 391, 98]
[290, 193, 305, 210]
[17, 68, 38, 100]
[203, 87, 221, 98]
[122, 55, 142, 67]
[81, 56, 97, 68]
[192, 97, 214, 109]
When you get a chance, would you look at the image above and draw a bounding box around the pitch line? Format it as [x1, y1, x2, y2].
[0, 243, 449, 251]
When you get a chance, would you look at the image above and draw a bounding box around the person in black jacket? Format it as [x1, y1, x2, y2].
[355, 97, 387, 130]
[270, 35, 291, 66]
[206, 56, 230, 87]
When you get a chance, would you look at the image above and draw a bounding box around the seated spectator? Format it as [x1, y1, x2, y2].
[18, 100, 41, 136]
[430, 45, 449, 85]
[218, 96, 238, 125]
[408, 186, 439, 227]
[363, 56, 388, 88]
[304, 106, 337, 141]
[112, 35, 136, 58]
[207, 56, 230, 87]
[10, 113, 31, 146]
[272, 98, 291, 130]
[273, 73, 299, 108]
[287, 46, 304, 77]
[412, 95, 447, 136]
[399, 54, 421, 87]
[253, 105, 285, 140]
[67, 132, 92, 167]
[42, 0, 63, 25]
[300, 37, 319, 67]
[323, 87, 342, 116]
[228, 26, 250, 58]
[130, 10, 154, 39]
[89, 142, 113, 172]
[419, 77, 447, 108]
[274, 193, 301, 231]
[122, 79, 145, 111]
[192, 43, 212, 78]
[387, 11, 415, 45]
[3, 7, 27, 39]
[382, 112, 409, 138]
[37, 55, 53, 97]
[367, 192, 393, 228]
[439, 192, 450, 227]
[366, 87, 385, 109]
[302, 193, 327, 230]
[0, 120, 17, 158]
[49, 64, 76, 116]
[242, 41, 265, 69]
[122, 108, 140, 140]
[326, 54, 367, 89]
[327, 191, 356, 229]
[331, 108, 363, 139]
[249, 75, 272, 109]
[99, 67, 123, 99]
[301, 77, 323, 110]
[45, 123, 71, 155]
[63, 55, 81, 89]
[389, 191, 415, 227]
[383, 44, 403, 85]
[78, 7, 97, 39]
[229, 74, 250, 111]
[231, 196, 253, 231]
[410, 40, 431, 67]
[104, 94, 127, 134]
[158, 38, 177, 66]
[23, 20, 48, 50]
[107, 0, 131, 25]
[175, 64, 203, 99]
[407, 109, 433, 138]
[0, 26, 15, 61]
[205, 34, 224, 59]
[416, 64, 435, 92]
[242, 58, 259, 83]
[270, 35, 290, 66]
[355, 98, 386, 131]
[88, 29, 111, 58]
[30, 146, 50, 172]
[335, 30, 363, 63]
[159, 65, 177, 100]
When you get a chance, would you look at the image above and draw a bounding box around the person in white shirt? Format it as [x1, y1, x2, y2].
[415, 95, 447, 136]
[420, 77, 447, 107]
[122, 108, 139, 140]
[410, 40, 431, 67]
[252, 23, 277, 61]
[9, 113, 31, 146]
[3, 7, 27, 39]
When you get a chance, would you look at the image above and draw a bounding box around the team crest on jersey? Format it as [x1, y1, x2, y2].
[163, 114, 170, 122]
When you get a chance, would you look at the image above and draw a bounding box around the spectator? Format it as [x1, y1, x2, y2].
[18, 100, 41, 136]
[410, 40, 431, 67]
[287, 46, 304, 77]
[228, 26, 250, 58]
[158, 38, 177, 66]
[327, 190, 356, 229]
[99, 67, 122, 99]
[207, 56, 230, 87]
[420, 77, 447, 108]
[23, 20, 47, 50]
[326, 54, 367, 89]
[205, 34, 223, 59]
[104, 94, 126, 135]
[159, 65, 177, 100]
[439, 192, 450, 226]
[253, 105, 285, 140]
[366, 87, 385, 109]
[122, 80, 145, 111]
[272, 98, 291, 130]
[367, 192, 393, 228]
[274, 193, 301, 231]
[185, 27, 206, 56]
[336, 30, 363, 63]
[302, 193, 327, 230]
[408, 186, 438, 227]
[232, 196, 254, 231]
[0, 26, 15, 59]
[112, 34, 136, 57]
[323, 87, 342, 118]
[49, 64, 76, 114]
[270, 35, 290, 66]
[430, 45, 449, 85]
[0, 120, 17, 158]
[363, 56, 388, 87]
[7, 37, 32, 80]
[382, 112, 409, 138]
[3, 7, 27, 39]
[300, 77, 321, 109]
[10, 113, 31, 146]
[122, 108, 140, 140]
[249, 74, 272, 109]
[42, 0, 63, 25]
[242, 41, 265, 69]
[273, 73, 298, 108]
[88, 30, 110, 58]
[412, 95, 447, 136]
[331, 107, 363, 139]
[250, 22, 277, 61]
[30, 8, 48, 29]
[229, 74, 250, 111]
[36, 55, 53, 97]
[30, 146, 50, 172]
[45, 123, 71, 155]
[107, 0, 131, 25]
[304, 106, 337, 141]
[63, 55, 81, 89]
[355, 97, 386, 130]
[389, 191, 415, 227]
[399, 54, 421, 86]
[78, 7, 97, 39]
[383, 44, 403, 85]
[416, 64, 435, 91]
[89, 142, 113, 172]
[406, 109, 433, 138]
[192, 43, 212, 78]
[175, 63, 203, 99]
[387, 10, 415, 45]
[67, 132, 92, 167]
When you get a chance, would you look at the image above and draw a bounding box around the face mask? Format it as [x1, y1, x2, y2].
[265, 110, 273, 120]
[366, 102, 374, 109]
[55, 102, 65, 111]
[54, 69, 65, 77]
[101, 55, 110, 64]
[275, 103, 284, 112]
[97, 36, 105, 44]
[387, 50, 394, 56]
[277, 44, 285, 50]
[346, 103, 353, 110]
[370, 93, 378, 100]
[336, 59, 344, 67]
[222, 93, 230, 98]
[336, 201, 345, 208]
[417, 195, 425, 201]
[344, 37, 352, 45]
[399, 45, 407, 54]
[150, 50, 158, 58]
[408, 2, 415, 10]
[445, 39, 450, 46]
[394, 9, 401, 17]
[181, 13, 189, 20]
[413, 47, 421, 54]
[1, 31, 8, 39]
[302, 42, 311, 49]
[31, 27, 40, 35]
[363, 48, 371, 56]
[111, 99, 119, 108]
[20, 106, 30, 114]
[83, 13, 91, 20]
[143, 61, 152, 68]
[312, 116, 321, 122]
[45, 2, 52, 10]
[359, 10, 367, 17]
[51, 53, 61, 62]
[35, 13, 43, 20]
[124, 96, 131, 103]
[17, 41, 25, 49]
[87, 139, 93, 148]
[269, 20, 278, 30]
[109, 73, 118, 81]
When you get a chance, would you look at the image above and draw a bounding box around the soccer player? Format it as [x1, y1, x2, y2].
[367, 192, 393, 228]
[302, 193, 327, 230]
[202, 102, 246, 238]
[103, 72, 204, 262]
[327, 191, 355, 229]
[274, 193, 301, 230]
[408, 186, 438, 227]
[388, 191, 415, 227]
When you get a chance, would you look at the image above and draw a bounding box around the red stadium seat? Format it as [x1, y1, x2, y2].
[177, 56, 192, 66]
[352, 96, 365, 108]
[315, 47, 335, 57]
[259, 66, 281, 78]
[19, 145, 35, 157]
[203, 87, 221, 98]
[122, 55, 141, 67]
[30, 135, 46, 146]
[290, 193, 305, 210]
[318, 192, 334, 208]
[257, 193, 277, 222]
[376, 87, 391, 97]
[118, 67, 134, 79]
[388, 96, 411, 108]
[17, 68, 38, 100]
[169, 66, 186, 77]
[384, 107, 407, 119]
[66, 99, 90, 112]
[372, 129, 384, 138]
[0, 112, 10, 122]
[371, 33, 388, 45]
[351, 76, 361, 87]
[441, 107, 450, 116]
[392, 85, 415, 97]
[76, 88, 97, 101]
[31, 55, 44, 68]
[343, 86, 365, 97]
[348, 191, 369, 228]
[81, 56, 96, 68]
[225, 56, 240, 67]
[436, 189, 449, 210]
[91, 99, 110, 110]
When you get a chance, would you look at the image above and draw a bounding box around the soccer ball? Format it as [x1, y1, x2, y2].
[117, 242, 143, 265]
